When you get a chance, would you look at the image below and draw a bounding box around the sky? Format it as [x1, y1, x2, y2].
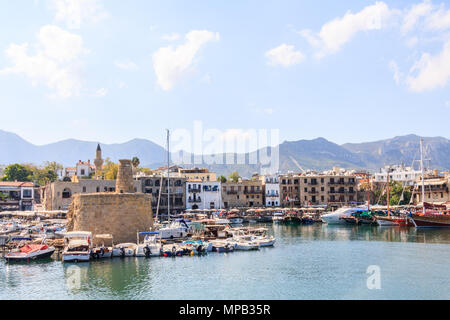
[0, 0, 450, 151]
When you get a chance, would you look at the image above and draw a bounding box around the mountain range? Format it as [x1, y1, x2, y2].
[1, 129, 449, 177]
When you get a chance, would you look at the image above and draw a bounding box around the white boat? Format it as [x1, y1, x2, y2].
[62, 231, 92, 262]
[112, 243, 137, 257]
[5, 237, 55, 262]
[135, 232, 162, 257]
[254, 235, 276, 247]
[91, 234, 114, 259]
[228, 217, 243, 224]
[157, 219, 190, 240]
[321, 207, 366, 225]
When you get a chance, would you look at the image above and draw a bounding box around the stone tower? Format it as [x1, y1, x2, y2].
[94, 143, 104, 173]
[116, 159, 135, 193]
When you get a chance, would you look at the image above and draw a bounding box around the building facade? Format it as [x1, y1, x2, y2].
[300, 174, 357, 206]
[136, 175, 186, 217]
[412, 175, 450, 204]
[221, 180, 263, 208]
[178, 167, 217, 182]
[186, 180, 221, 210]
[279, 174, 301, 207]
[373, 164, 432, 186]
[0, 181, 35, 211]
[261, 175, 280, 207]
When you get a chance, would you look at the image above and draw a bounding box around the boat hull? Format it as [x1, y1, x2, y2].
[62, 253, 90, 262]
[5, 247, 55, 262]
[410, 214, 450, 228]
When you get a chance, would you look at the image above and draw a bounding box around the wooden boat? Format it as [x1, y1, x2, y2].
[410, 212, 450, 227]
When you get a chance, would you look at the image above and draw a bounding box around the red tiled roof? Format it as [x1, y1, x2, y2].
[0, 181, 35, 187]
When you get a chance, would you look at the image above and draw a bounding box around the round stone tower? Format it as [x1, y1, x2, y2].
[116, 159, 135, 193]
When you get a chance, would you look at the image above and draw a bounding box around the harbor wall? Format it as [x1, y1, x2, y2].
[67, 192, 153, 243]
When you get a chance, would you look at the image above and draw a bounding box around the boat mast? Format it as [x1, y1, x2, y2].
[420, 138, 426, 214]
[386, 166, 390, 217]
[167, 129, 170, 221]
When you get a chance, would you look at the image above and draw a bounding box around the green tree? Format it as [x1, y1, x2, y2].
[102, 158, 118, 180]
[373, 181, 412, 206]
[131, 156, 140, 169]
[218, 175, 227, 183]
[228, 171, 240, 183]
[2, 164, 33, 182]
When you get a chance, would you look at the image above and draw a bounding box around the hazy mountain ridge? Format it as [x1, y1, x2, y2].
[1, 129, 449, 177]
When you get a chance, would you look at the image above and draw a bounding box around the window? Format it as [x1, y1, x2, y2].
[96, 187, 100, 192]
[22, 189, 32, 198]
[81, 169, 85, 175]
[62, 188, 71, 198]
[82, 187, 86, 192]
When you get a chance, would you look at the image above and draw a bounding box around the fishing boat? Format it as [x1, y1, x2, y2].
[135, 232, 162, 257]
[62, 231, 92, 262]
[4, 237, 55, 262]
[410, 212, 450, 227]
[91, 234, 114, 259]
[112, 243, 137, 257]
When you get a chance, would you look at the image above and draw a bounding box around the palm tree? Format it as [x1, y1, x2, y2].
[131, 156, 140, 169]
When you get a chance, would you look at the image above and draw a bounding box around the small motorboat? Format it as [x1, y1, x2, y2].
[135, 232, 162, 257]
[162, 244, 184, 257]
[91, 234, 114, 259]
[112, 243, 137, 257]
[254, 235, 276, 247]
[211, 242, 234, 253]
[4, 237, 55, 262]
[62, 231, 92, 263]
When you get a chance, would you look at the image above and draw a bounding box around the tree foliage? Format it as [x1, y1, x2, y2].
[372, 181, 412, 206]
[218, 175, 227, 183]
[1, 162, 62, 186]
[2, 164, 33, 182]
[131, 156, 140, 168]
[228, 171, 241, 183]
[102, 158, 118, 180]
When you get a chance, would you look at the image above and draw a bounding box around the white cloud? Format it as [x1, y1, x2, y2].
[50, 0, 108, 29]
[406, 40, 450, 92]
[114, 60, 138, 71]
[425, 4, 450, 31]
[152, 30, 220, 91]
[93, 87, 107, 97]
[299, 2, 393, 58]
[401, 0, 433, 33]
[0, 25, 88, 98]
[389, 60, 403, 84]
[161, 33, 180, 41]
[265, 44, 305, 67]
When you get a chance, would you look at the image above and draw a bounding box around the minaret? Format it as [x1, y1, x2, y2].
[94, 143, 104, 175]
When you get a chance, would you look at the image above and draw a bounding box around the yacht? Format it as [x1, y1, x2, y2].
[157, 219, 190, 239]
[321, 207, 366, 225]
[62, 231, 92, 262]
[135, 232, 162, 257]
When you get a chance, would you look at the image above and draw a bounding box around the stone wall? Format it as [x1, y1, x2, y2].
[67, 192, 153, 243]
[116, 159, 135, 193]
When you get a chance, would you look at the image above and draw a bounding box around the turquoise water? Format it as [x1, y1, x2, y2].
[2, 224, 450, 300]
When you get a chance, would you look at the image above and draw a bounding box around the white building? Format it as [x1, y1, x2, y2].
[373, 164, 432, 186]
[263, 175, 280, 207]
[186, 181, 222, 210]
[63, 160, 95, 179]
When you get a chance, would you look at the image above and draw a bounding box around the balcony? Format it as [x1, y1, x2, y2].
[188, 188, 201, 193]
[188, 198, 202, 203]
[227, 190, 238, 195]
[243, 190, 262, 194]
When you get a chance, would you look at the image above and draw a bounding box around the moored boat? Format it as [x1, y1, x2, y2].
[410, 212, 450, 227]
[62, 231, 92, 262]
[5, 237, 55, 262]
[135, 232, 162, 257]
[112, 243, 137, 257]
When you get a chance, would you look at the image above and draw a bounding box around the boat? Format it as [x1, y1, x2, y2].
[91, 234, 114, 259]
[301, 215, 315, 224]
[112, 243, 137, 257]
[161, 243, 184, 257]
[4, 237, 55, 262]
[231, 235, 260, 250]
[322, 207, 366, 225]
[410, 212, 450, 227]
[227, 214, 244, 224]
[157, 219, 190, 239]
[135, 232, 162, 257]
[210, 241, 234, 253]
[254, 235, 275, 247]
[182, 240, 210, 254]
[62, 231, 92, 262]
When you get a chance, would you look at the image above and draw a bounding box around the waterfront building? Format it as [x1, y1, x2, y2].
[136, 175, 186, 216]
[260, 175, 280, 207]
[178, 167, 216, 182]
[41, 179, 142, 210]
[373, 164, 433, 186]
[221, 179, 263, 208]
[279, 173, 301, 207]
[186, 180, 221, 210]
[412, 173, 450, 204]
[0, 181, 35, 211]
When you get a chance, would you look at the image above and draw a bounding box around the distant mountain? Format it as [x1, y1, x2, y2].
[1, 129, 449, 176]
[0, 129, 166, 167]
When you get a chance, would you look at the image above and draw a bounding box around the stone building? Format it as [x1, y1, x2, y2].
[412, 174, 450, 204]
[67, 159, 153, 243]
[136, 175, 186, 217]
[0, 181, 35, 211]
[41, 179, 142, 210]
[279, 173, 301, 207]
[221, 180, 263, 208]
[178, 167, 216, 182]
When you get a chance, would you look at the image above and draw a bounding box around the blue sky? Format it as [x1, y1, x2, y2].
[0, 0, 450, 150]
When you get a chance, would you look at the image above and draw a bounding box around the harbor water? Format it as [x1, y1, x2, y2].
[2, 223, 450, 300]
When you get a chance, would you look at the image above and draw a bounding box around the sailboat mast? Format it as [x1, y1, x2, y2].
[386, 166, 390, 216]
[167, 129, 170, 221]
[420, 138, 426, 214]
